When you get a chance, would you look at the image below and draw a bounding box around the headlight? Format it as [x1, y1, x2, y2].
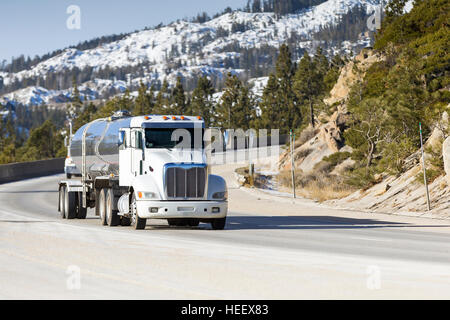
[137, 191, 157, 199]
[212, 191, 228, 200]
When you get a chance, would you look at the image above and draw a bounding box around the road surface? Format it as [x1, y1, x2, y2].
[0, 164, 449, 299]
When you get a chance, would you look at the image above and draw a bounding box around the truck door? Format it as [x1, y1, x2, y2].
[131, 129, 144, 177]
[119, 128, 132, 186]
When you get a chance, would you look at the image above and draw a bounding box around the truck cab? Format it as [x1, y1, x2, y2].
[117, 115, 228, 229]
[58, 112, 228, 230]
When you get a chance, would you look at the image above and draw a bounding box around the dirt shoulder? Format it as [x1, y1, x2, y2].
[213, 163, 450, 232]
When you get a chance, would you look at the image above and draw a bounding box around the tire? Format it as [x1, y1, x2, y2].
[131, 193, 146, 230]
[106, 189, 120, 227]
[65, 187, 77, 220]
[98, 188, 107, 226]
[59, 186, 66, 219]
[121, 216, 131, 226]
[66, 173, 72, 179]
[76, 192, 87, 219]
[211, 217, 226, 230]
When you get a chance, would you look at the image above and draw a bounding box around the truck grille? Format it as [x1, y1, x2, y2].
[165, 165, 206, 199]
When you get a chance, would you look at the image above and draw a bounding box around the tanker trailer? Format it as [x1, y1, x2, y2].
[58, 111, 228, 230]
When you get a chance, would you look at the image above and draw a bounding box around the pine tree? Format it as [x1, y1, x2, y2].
[216, 73, 241, 128]
[69, 76, 83, 119]
[216, 73, 255, 129]
[17, 120, 58, 161]
[170, 76, 187, 115]
[275, 44, 300, 132]
[4, 111, 16, 145]
[293, 51, 324, 127]
[134, 81, 153, 116]
[252, 0, 262, 12]
[236, 85, 256, 130]
[153, 79, 170, 114]
[258, 74, 279, 130]
[324, 55, 345, 91]
[74, 102, 97, 131]
[117, 88, 133, 111]
[191, 76, 215, 126]
[313, 47, 329, 80]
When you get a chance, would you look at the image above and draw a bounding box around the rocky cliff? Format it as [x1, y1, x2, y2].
[279, 48, 383, 173]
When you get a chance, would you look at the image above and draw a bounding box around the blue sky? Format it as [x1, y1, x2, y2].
[0, 0, 247, 62]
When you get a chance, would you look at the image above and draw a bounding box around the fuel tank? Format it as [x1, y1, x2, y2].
[70, 116, 132, 179]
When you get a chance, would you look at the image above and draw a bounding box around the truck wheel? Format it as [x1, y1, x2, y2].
[106, 189, 120, 227]
[121, 216, 131, 226]
[211, 217, 226, 230]
[131, 193, 146, 230]
[98, 188, 107, 226]
[65, 187, 77, 219]
[59, 186, 66, 219]
[76, 192, 87, 219]
[66, 173, 72, 179]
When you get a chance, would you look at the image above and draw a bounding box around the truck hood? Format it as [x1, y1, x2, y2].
[145, 148, 205, 167]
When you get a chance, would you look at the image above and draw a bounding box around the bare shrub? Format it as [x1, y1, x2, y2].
[313, 160, 333, 174]
[294, 148, 313, 161]
[294, 126, 317, 148]
[277, 169, 356, 201]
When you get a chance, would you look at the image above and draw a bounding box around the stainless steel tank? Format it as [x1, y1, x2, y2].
[70, 115, 132, 179]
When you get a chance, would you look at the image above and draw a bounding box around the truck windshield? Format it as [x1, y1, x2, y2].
[145, 128, 204, 149]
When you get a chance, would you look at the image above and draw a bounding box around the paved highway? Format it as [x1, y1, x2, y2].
[0, 165, 450, 299]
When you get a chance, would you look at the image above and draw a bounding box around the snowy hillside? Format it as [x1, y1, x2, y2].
[1, 0, 381, 107]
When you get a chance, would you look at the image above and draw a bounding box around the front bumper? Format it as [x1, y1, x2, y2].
[136, 200, 228, 219]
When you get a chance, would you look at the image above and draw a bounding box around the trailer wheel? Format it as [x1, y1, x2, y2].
[131, 193, 146, 230]
[76, 192, 87, 219]
[106, 189, 120, 227]
[65, 187, 77, 220]
[211, 217, 226, 230]
[98, 188, 107, 226]
[59, 186, 66, 219]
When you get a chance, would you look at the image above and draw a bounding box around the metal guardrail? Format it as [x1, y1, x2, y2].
[0, 158, 65, 184]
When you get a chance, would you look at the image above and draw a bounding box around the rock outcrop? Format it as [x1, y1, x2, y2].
[324, 49, 384, 106]
[329, 108, 450, 218]
[443, 136, 450, 185]
[279, 49, 382, 172]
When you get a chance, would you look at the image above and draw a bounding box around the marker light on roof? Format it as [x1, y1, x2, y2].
[180, 116, 185, 120]
[172, 116, 177, 120]
[163, 116, 168, 120]
[197, 116, 202, 120]
[144, 116, 150, 120]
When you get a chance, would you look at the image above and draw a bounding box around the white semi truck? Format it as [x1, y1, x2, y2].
[58, 111, 228, 230]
